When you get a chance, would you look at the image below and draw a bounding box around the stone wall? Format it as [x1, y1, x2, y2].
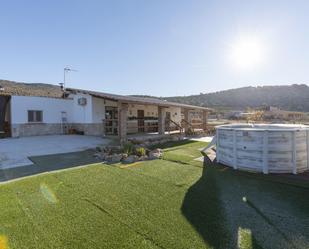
[11, 123, 63, 137]
[71, 123, 104, 136]
[11, 123, 104, 137]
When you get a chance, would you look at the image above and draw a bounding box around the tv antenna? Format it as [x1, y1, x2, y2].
[62, 66, 78, 89]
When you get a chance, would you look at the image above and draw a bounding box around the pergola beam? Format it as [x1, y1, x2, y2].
[202, 110, 208, 131]
[158, 106, 166, 135]
[118, 102, 128, 145]
[183, 108, 190, 133]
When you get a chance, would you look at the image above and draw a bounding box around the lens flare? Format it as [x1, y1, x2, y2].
[0, 235, 8, 249]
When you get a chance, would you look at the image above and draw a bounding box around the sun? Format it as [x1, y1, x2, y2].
[228, 35, 265, 71]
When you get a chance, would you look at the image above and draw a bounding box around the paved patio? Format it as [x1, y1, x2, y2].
[0, 135, 110, 169]
[188, 136, 214, 143]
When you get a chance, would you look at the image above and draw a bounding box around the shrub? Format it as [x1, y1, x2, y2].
[135, 147, 146, 157]
[122, 142, 135, 155]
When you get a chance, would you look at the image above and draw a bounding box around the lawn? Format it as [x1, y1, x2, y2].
[0, 140, 308, 249]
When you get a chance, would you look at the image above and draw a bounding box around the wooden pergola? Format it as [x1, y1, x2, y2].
[118, 102, 209, 144]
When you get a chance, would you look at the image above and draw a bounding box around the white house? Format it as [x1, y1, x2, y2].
[0, 81, 209, 143]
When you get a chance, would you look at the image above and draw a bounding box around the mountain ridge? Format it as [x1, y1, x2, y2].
[164, 84, 309, 112]
[1, 80, 309, 112]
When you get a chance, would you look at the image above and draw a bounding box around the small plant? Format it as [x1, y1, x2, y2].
[122, 142, 134, 155]
[135, 147, 146, 157]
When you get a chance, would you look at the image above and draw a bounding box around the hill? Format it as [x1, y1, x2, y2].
[164, 84, 309, 112]
[2, 80, 309, 112]
[0, 80, 63, 98]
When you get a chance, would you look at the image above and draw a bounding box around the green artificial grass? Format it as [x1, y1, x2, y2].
[0, 140, 308, 249]
[161, 140, 206, 167]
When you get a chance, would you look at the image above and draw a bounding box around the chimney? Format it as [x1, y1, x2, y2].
[59, 83, 65, 91]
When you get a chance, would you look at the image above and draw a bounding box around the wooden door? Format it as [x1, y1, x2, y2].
[105, 107, 118, 135]
[165, 111, 171, 130]
[137, 110, 145, 132]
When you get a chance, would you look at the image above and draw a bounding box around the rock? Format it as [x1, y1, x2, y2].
[94, 152, 107, 160]
[104, 155, 113, 162]
[121, 153, 128, 160]
[103, 154, 122, 163]
[93, 152, 101, 158]
[122, 155, 139, 164]
[148, 149, 163, 160]
[109, 146, 122, 154]
[142, 141, 150, 147]
[139, 143, 146, 148]
[111, 154, 123, 163]
[101, 145, 122, 155]
[130, 139, 142, 145]
[139, 155, 148, 161]
[149, 153, 162, 160]
[153, 148, 163, 153]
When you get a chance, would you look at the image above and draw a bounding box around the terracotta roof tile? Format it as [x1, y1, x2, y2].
[0, 80, 209, 110]
[0, 80, 64, 98]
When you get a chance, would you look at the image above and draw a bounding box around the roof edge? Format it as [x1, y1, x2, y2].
[67, 87, 210, 111]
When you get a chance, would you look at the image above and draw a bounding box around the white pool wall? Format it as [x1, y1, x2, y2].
[216, 124, 309, 174]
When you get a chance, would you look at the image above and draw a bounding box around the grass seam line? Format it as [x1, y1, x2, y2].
[83, 198, 167, 249]
[0, 163, 102, 185]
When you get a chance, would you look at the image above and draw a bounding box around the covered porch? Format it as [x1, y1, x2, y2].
[69, 88, 209, 144]
[104, 101, 209, 144]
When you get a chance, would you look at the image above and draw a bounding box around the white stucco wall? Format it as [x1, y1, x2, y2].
[92, 97, 105, 123]
[165, 106, 181, 124]
[11, 96, 73, 124]
[127, 104, 181, 123]
[92, 97, 118, 123]
[10, 94, 185, 137]
[128, 104, 158, 118]
[72, 94, 93, 123]
[11, 94, 183, 125]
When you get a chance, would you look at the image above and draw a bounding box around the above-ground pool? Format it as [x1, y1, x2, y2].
[216, 124, 309, 174]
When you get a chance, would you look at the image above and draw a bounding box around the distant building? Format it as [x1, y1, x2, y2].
[261, 106, 305, 121]
[224, 111, 256, 120]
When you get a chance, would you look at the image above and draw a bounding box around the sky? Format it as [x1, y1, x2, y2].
[0, 0, 309, 96]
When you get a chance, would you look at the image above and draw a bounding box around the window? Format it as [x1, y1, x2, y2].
[28, 110, 43, 123]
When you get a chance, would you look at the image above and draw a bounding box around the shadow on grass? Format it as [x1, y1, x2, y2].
[181, 164, 229, 249]
[245, 199, 289, 244]
[181, 161, 265, 249]
[0, 150, 100, 182]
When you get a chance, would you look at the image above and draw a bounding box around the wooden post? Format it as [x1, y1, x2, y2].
[102, 118, 106, 136]
[158, 106, 165, 135]
[183, 108, 189, 133]
[202, 110, 208, 131]
[118, 102, 128, 145]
